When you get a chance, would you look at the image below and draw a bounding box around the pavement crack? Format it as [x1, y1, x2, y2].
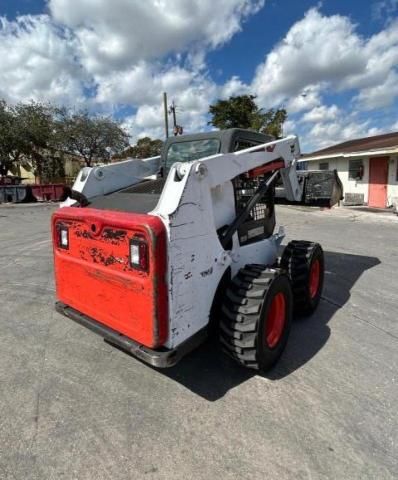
[321, 295, 343, 309]
[350, 311, 398, 341]
[321, 296, 398, 341]
[28, 276, 55, 454]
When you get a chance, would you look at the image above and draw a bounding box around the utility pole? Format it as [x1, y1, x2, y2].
[163, 92, 169, 139]
[169, 100, 183, 136]
[170, 101, 177, 133]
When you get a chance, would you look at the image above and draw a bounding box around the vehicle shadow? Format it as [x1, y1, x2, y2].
[161, 251, 380, 401]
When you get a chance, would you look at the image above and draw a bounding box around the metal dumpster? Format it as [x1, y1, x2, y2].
[31, 184, 70, 202]
[0, 185, 35, 203]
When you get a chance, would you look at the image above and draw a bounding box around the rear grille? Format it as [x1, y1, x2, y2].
[233, 175, 275, 245]
[234, 175, 274, 221]
[122, 178, 166, 195]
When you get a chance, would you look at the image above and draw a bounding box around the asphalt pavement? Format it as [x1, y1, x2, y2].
[0, 204, 397, 479]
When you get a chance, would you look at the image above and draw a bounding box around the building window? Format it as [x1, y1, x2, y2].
[319, 162, 329, 170]
[297, 161, 307, 171]
[348, 159, 364, 180]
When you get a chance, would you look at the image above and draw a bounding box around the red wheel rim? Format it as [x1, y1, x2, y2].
[309, 259, 320, 299]
[265, 292, 286, 348]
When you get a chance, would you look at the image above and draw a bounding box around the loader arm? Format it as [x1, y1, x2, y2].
[152, 135, 304, 223]
[203, 135, 303, 202]
[61, 155, 161, 207]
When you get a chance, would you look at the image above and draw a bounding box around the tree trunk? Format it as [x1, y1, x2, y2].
[0, 161, 12, 177]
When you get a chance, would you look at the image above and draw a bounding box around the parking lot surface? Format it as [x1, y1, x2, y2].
[0, 204, 397, 479]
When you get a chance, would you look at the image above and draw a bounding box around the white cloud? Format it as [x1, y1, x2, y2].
[245, 7, 398, 151]
[121, 115, 164, 142]
[219, 76, 251, 98]
[129, 81, 215, 138]
[304, 119, 370, 151]
[1, 3, 397, 147]
[283, 119, 296, 135]
[134, 104, 164, 130]
[355, 71, 398, 110]
[95, 63, 196, 106]
[372, 0, 398, 22]
[49, 0, 264, 74]
[298, 104, 385, 151]
[338, 20, 398, 94]
[96, 61, 217, 139]
[285, 86, 321, 114]
[252, 8, 365, 106]
[0, 2, 265, 140]
[251, 8, 398, 112]
[302, 104, 340, 123]
[0, 15, 87, 105]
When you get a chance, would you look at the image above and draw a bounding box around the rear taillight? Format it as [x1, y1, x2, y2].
[57, 225, 69, 249]
[130, 237, 149, 271]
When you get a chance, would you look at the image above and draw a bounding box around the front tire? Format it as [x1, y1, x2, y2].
[220, 265, 293, 371]
[280, 240, 324, 315]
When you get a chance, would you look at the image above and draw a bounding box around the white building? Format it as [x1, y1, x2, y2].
[302, 132, 398, 208]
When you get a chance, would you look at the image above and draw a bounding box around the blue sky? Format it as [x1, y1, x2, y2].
[0, 0, 397, 151]
[208, 0, 382, 83]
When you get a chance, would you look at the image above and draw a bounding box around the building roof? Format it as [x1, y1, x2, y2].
[303, 131, 398, 160]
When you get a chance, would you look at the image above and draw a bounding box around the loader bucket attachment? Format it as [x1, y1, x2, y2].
[276, 170, 343, 208]
[300, 170, 343, 207]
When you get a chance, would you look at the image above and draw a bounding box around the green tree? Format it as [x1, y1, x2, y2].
[0, 100, 131, 181]
[116, 137, 163, 160]
[13, 102, 58, 179]
[1, 102, 26, 177]
[209, 95, 261, 130]
[208, 95, 287, 138]
[40, 153, 66, 183]
[0, 100, 19, 176]
[261, 108, 288, 138]
[0, 100, 64, 179]
[59, 111, 130, 167]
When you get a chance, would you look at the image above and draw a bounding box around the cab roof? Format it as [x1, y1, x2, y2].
[162, 128, 274, 157]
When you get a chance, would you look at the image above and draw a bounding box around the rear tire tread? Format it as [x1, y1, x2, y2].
[220, 265, 291, 371]
[280, 240, 324, 315]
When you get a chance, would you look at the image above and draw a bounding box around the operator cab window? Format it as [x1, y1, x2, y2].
[234, 176, 275, 246]
[166, 138, 220, 171]
[232, 138, 276, 246]
[234, 139, 261, 151]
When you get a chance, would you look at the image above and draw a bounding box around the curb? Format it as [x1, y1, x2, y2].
[0, 202, 59, 209]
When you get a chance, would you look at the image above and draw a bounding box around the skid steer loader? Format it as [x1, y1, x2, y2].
[52, 129, 343, 371]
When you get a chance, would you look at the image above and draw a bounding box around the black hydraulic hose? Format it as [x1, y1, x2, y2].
[69, 189, 90, 207]
[220, 170, 280, 250]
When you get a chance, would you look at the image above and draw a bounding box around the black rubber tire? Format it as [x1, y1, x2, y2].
[280, 240, 324, 315]
[220, 265, 293, 371]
